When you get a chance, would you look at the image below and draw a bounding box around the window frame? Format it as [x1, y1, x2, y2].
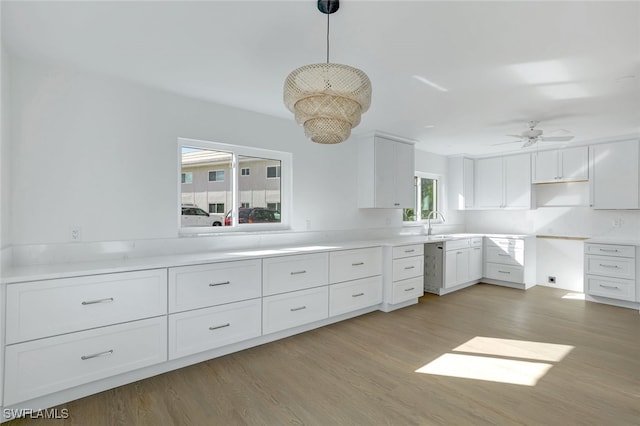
[266, 165, 281, 179]
[403, 172, 445, 226]
[208, 169, 225, 182]
[181, 172, 193, 184]
[178, 137, 292, 234]
[241, 168, 250, 176]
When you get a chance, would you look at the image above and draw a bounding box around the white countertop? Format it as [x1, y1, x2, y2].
[584, 237, 640, 245]
[1, 233, 533, 284]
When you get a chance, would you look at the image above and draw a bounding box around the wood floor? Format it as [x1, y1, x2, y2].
[7, 284, 640, 425]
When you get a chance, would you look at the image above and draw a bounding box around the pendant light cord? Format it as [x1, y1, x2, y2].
[326, 10, 330, 64]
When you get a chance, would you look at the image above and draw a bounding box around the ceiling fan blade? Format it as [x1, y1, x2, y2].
[522, 139, 537, 148]
[505, 134, 524, 139]
[492, 140, 522, 146]
[540, 136, 574, 142]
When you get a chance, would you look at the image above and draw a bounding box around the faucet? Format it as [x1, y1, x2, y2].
[426, 210, 446, 236]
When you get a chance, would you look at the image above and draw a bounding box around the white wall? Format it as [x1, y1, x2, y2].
[1, 43, 10, 251]
[8, 54, 403, 246]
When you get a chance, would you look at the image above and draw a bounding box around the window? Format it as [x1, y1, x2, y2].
[180, 138, 291, 233]
[404, 174, 440, 222]
[267, 202, 281, 212]
[208, 170, 225, 182]
[209, 203, 225, 214]
[266, 165, 281, 179]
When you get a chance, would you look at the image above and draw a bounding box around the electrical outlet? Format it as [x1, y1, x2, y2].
[70, 226, 82, 242]
[548, 276, 556, 284]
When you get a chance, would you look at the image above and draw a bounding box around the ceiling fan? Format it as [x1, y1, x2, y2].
[496, 121, 574, 148]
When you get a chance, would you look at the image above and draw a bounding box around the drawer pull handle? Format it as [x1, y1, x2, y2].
[599, 284, 620, 290]
[352, 262, 365, 266]
[290, 270, 307, 275]
[498, 253, 510, 257]
[209, 281, 231, 287]
[81, 349, 114, 361]
[290, 306, 306, 312]
[599, 264, 620, 269]
[404, 287, 415, 292]
[498, 270, 511, 274]
[352, 292, 365, 298]
[404, 249, 415, 253]
[599, 248, 619, 253]
[404, 266, 415, 270]
[209, 323, 231, 331]
[81, 297, 114, 306]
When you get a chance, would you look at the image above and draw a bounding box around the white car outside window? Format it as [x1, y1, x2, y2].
[181, 207, 223, 226]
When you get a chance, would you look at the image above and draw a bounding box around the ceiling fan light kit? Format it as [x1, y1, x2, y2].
[284, 0, 372, 144]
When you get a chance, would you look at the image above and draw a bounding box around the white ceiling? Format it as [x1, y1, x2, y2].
[3, 0, 639, 155]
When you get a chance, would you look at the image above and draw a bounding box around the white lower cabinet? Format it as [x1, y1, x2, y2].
[329, 276, 382, 317]
[168, 299, 261, 360]
[469, 239, 483, 281]
[584, 243, 636, 303]
[4, 316, 167, 406]
[444, 239, 470, 288]
[483, 237, 535, 288]
[391, 276, 423, 305]
[262, 286, 329, 335]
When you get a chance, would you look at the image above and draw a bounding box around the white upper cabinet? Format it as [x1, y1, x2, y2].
[358, 133, 415, 208]
[532, 147, 588, 183]
[475, 153, 531, 209]
[448, 156, 475, 210]
[590, 140, 640, 209]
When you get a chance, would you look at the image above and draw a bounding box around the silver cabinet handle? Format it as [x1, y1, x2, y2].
[352, 262, 365, 266]
[81, 297, 114, 305]
[498, 253, 510, 257]
[404, 287, 415, 292]
[81, 349, 113, 361]
[599, 264, 621, 269]
[599, 284, 620, 289]
[352, 292, 365, 298]
[599, 248, 619, 253]
[290, 270, 307, 275]
[404, 249, 415, 253]
[404, 266, 415, 270]
[209, 323, 231, 331]
[498, 270, 511, 274]
[290, 306, 306, 312]
[209, 281, 231, 287]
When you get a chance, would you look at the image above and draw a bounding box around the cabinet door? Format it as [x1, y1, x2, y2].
[444, 249, 469, 288]
[532, 150, 559, 183]
[560, 147, 588, 181]
[463, 158, 475, 208]
[469, 246, 483, 281]
[504, 153, 531, 208]
[393, 140, 416, 208]
[475, 157, 503, 208]
[373, 137, 397, 207]
[590, 140, 640, 209]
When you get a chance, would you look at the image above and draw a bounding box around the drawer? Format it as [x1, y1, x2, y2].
[329, 247, 382, 284]
[392, 256, 424, 281]
[485, 246, 524, 266]
[263, 252, 329, 296]
[470, 237, 483, 247]
[392, 276, 424, 305]
[329, 276, 382, 317]
[392, 244, 424, 259]
[585, 255, 635, 280]
[486, 238, 524, 251]
[586, 275, 636, 302]
[263, 286, 328, 334]
[6, 269, 167, 344]
[4, 316, 167, 406]
[485, 262, 524, 283]
[169, 259, 261, 313]
[445, 239, 470, 251]
[168, 298, 261, 360]
[585, 243, 635, 258]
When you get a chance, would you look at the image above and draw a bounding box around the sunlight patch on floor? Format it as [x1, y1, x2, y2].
[562, 292, 586, 300]
[416, 337, 574, 386]
[453, 336, 574, 362]
[416, 353, 552, 386]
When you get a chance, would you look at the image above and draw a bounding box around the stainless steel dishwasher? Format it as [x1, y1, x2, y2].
[424, 242, 444, 294]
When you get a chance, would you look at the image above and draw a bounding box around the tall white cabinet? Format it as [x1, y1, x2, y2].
[358, 132, 416, 208]
[475, 153, 531, 209]
[589, 140, 640, 209]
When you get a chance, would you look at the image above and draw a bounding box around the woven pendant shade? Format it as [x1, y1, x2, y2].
[284, 63, 372, 144]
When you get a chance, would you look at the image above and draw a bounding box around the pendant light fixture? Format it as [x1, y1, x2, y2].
[284, 0, 372, 144]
